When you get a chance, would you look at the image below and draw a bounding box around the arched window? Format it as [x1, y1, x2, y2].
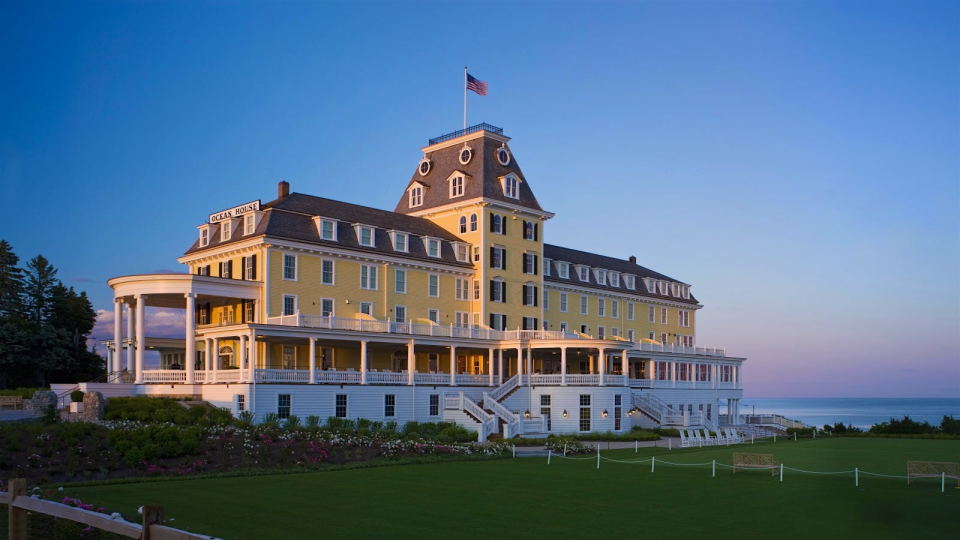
[491, 214, 503, 234]
[469, 213, 478, 232]
[459, 216, 467, 234]
[219, 345, 234, 369]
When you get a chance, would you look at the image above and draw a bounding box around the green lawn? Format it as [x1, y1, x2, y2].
[71, 438, 959, 539]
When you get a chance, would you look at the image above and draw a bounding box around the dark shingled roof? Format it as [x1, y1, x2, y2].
[184, 193, 473, 268]
[543, 244, 699, 305]
[394, 133, 545, 214]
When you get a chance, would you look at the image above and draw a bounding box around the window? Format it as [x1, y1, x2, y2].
[490, 313, 506, 331]
[245, 300, 255, 323]
[491, 246, 505, 269]
[221, 221, 232, 242]
[543, 319, 549, 330]
[644, 278, 656, 293]
[428, 309, 439, 324]
[661, 332, 668, 343]
[579, 394, 591, 432]
[322, 259, 335, 285]
[335, 394, 347, 418]
[541, 395, 552, 432]
[360, 265, 378, 290]
[409, 186, 422, 207]
[698, 364, 711, 382]
[429, 394, 439, 416]
[358, 226, 374, 247]
[625, 275, 635, 290]
[393, 232, 408, 252]
[596, 269, 607, 285]
[559, 322, 568, 332]
[473, 279, 480, 300]
[469, 213, 478, 232]
[455, 311, 470, 327]
[615, 394, 622, 431]
[611, 327, 619, 337]
[578, 267, 589, 281]
[244, 256, 255, 281]
[221, 260, 232, 279]
[598, 326, 605, 339]
[658, 280, 667, 295]
[523, 252, 538, 274]
[384, 395, 396, 417]
[581, 324, 588, 335]
[456, 244, 469, 262]
[395, 269, 407, 293]
[522, 316, 539, 330]
[523, 220, 538, 241]
[559, 293, 568, 313]
[459, 215, 467, 234]
[237, 394, 245, 412]
[360, 302, 373, 316]
[473, 246, 480, 262]
[580, 296, 588, 315]
[491, 213, 504, 234]
[598, 298, 605, 317]
[523, 283, 538, 306]
[451, 175, 465, 198]
[394, 305, 407, 323]
[244, 214, 255, 235]
[558, 263, 569, 279]
[456, 278, 469, 301]
[610, 273, 620, 287]
[427, 238, 440, 258]
[504, 176, 519, 199]
[543, 290, 549, 310]
[678, 310, 690, 327]
[491, 278, 506, 303]
[661, 307, 668, 325]
[656, 361, 670, 380]
[278, 394, 291, 419]
[627, 302, 634, 320]
[199, 227, 209, 247]
[543, 258, 551, 276]
[428, 274, 440, 297]
[321, 298, 334, 317]
[627, 329, 634, 342]
[611, 300, 619, 319]
[320, 219, 337, 241]
[283, 295, 297, 316]
[649, 305, 656, 323]
[649, 331, 655, 341]
[283, 254, 297, 281]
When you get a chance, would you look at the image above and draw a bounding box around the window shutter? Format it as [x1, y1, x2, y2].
[503, 315, 507, 330]
[523, 220, 528, 238]
[534, 287, 539, 307]
[533, 318, 538, 330]
[251, 254, 257, 280]
[240, 257, 247, 280]
[503, 284, 507, 303]
[490, 281, 496, 302]
[206, 265, 211, 276]
[218, 262, 223, 276]
[489, 247, 495, 267]
[522, 284, 528, 305]
[227, 260, 233, 278]
[490, 313, 495, 329]
[502, 218, 507, 235]
[490, 214, 495, 232]
[502, 251, 507, 270]
[196, 267, 202, 276]
[534, 223, 539, 241]
[534, 255, 539, 275]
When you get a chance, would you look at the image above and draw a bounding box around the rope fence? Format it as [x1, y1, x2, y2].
[544, 450, 955, 492]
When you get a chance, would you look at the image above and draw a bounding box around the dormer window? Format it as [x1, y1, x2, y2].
[644, 278, 656, 294]
[354, 225, 375, 247]
[244, 214, 256, 235]
[682, 285, 690, 299]
[425, 237, 441, 258]
[199, 226, 209, 247]
[418, 157, 431, 176]
[497, 146, 511, 166]
[221, 220, 233, 242]
[409, 185, 423, 208]
[450, 175, 465, 198]
[557, 262, 569, 279]
[502, 174, 519, 199]
[595, 269, 607, 286]
[390, 231, 408, 253]
[658, 280, 667, 295]
[610, 272, 620, 288]
[625, 275, 636, 290]
[459, 146, 473, 165]
[577, 266, 589, 282]
[454, 243, 469, 262]
[314, 217, 338, 241]
[543, 258, 552, 276]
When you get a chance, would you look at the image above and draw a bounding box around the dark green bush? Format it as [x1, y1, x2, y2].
[0, 388, 43, 399]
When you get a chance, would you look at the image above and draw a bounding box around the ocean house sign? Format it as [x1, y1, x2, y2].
[209, 200, 260, 224]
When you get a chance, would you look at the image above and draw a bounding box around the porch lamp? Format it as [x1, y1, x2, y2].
[602, 409, 609, 418]
[524, 410, 531, 419]
[562, 410, 568, 418]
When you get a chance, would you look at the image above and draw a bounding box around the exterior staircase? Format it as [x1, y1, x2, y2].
[443, 374, 548, 440]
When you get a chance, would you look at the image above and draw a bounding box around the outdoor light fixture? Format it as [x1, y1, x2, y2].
[562, 410, 568, 418]
[524, 410, 531, 418]
[602, 409, 609, 418]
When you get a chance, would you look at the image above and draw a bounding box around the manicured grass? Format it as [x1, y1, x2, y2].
[71, 438, 959, 539]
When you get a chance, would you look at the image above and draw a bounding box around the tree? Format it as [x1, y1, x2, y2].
[23, 254, 58, 325]
[0, 240, 24, 318]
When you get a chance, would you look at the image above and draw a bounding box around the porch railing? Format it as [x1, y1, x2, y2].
[366, 371, 407, 385]
[564, 374, 600, 385]
[142, 370, 186, 383]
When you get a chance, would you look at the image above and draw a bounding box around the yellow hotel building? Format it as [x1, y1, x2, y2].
[95, 124, 745, 439]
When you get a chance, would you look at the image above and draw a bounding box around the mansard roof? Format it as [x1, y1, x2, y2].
[394, 129, 545, 214]
[185, 193, 473, 269]
[543, 244, 700, 305]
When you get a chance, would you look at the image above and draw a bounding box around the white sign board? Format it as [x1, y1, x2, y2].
[209, 200, 261, 224]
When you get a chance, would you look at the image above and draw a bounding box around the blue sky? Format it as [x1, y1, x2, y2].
[1, 0, 957, 398]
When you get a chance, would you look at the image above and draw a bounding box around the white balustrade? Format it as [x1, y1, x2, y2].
[255, 369, 310, 383]
[315, 370, 362, 384]
[564, 374, 600, 385]
[529, 374, 563, 386]
[365, 371, 407, 385]
[455, 374, 491, 386]
[217, 370, 241, 383]
[414, 373, 450, 385]
[488, 374, 519, 401]
[628, 379, 653, 388]
[142, 370, 186, 383]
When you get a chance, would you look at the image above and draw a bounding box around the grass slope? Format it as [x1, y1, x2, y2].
[72, 438, 959, 540]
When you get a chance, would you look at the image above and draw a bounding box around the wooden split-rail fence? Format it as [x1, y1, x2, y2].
[1, 478, 219, 540]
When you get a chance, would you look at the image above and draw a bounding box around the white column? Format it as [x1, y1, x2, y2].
[239, 334, 248, 383]
[407, 340, 415, 385]
[449, 346, 457, 386]
[248, 330, 257, 382]
[671, 361, 676, 388]
[598, 348, 605, 386]
[488, 348, 495, 386]
[125, 301, 135, 372]
[498, 349, 504, 385]
[135, 295, 146, 384]
[560, 347, 567, 386]
[527, 345, 533, 385]
[113, 299, 123, 381]
[360, 340, 368, 385]
[517, 347, 523, 384]
[309, 338, 317, 384]
[211, 337, 219, 383]
[621, 351, 628, 382]
[204, 339, 211, 382]
[185, 293, 196, 385]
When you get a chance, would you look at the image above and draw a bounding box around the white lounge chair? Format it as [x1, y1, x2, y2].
[713, 429, 727, 445]
[689, 429, 703, 446]
[700, 429, 715, 445]
[679, 429, 691, 448]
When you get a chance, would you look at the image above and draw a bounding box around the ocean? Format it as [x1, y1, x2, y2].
[727, 398, 960, 429]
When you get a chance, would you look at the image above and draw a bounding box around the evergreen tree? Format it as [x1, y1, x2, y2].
[23, 254, 58, 325]
[0, 240, 25, 317]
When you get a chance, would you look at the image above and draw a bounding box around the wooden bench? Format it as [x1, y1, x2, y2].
[907, 461, 960, 486]
[0, 396, 23, 410]
[733, 452, 779, 476]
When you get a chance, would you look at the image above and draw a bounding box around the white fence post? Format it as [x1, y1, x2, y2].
[564, 443, 568, 457]
[512, 445, 516, 458]
[548, 450, 552, 465]
[596, 445, 600, 470]
[651, 456, 655, 473]
[943, 472, 946, 493]
[780, 463, 784, 482]
[855, 467, 858, 487]
[713, 460, 716, 478]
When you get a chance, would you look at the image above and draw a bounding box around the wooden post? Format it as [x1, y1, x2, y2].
[141, 505, 164, 540]
[8, 478, 26, 540]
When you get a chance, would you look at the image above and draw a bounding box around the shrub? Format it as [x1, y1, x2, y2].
[70, 390, 84, 403]
[236, 411, 255, 428]
[284, 415, 301, 430]
[305, 415, 321, 429]
[546, 437, 592, 455]
[261, 413, 280, 428]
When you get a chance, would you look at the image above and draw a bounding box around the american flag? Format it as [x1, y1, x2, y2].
[466, 73, 488, 96]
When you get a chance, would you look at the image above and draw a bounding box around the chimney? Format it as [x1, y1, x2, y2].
[628, 255, 637, 264]
[278, 181, 290, 199]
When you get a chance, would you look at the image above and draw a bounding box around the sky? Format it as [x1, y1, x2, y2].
[1, 0, 957, 398]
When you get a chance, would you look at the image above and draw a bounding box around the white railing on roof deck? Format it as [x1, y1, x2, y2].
[414, 373, 450, 385]
[142, 370, 186, 383]
[564, 374, 600, 385]
[455, 374, 491, 386]
[488, 374, 519, 401]
[365, 371, 407, 385]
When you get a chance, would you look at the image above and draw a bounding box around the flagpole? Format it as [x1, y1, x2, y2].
[463, 66, 467, 130]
